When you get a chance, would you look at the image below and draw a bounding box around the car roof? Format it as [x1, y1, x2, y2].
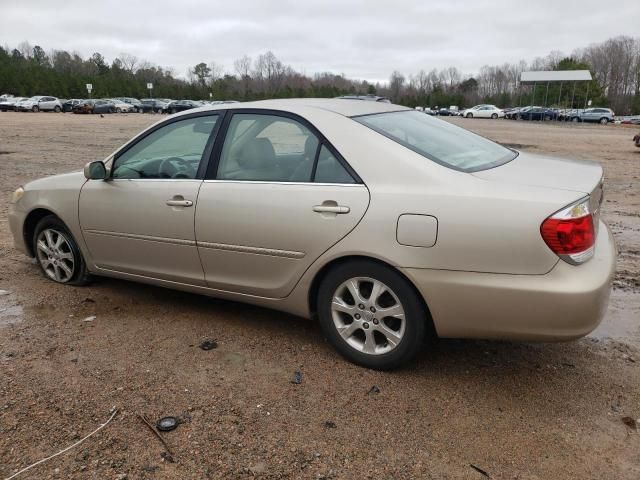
[186, 98, 408, 118]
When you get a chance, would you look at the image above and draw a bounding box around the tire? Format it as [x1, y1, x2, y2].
[171, 108, 177, 114]
[316, 260, 429, 370]
[599, 117, 608, 125]
[572, 117, 580, 122]
[116, 107, 122, 113]
[32, 105, 39, 112]
[33, 215, 91, 285]
[491, 113, 498, 119]
[466, 113, 473, 118]
[54, 106, 61, 113]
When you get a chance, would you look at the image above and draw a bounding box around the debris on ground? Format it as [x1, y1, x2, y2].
[470, 463, 491, 478]
[81, 297, 95, 304]
[160, 451, 176, 463]
[138, 413, 174, 456]
[156, 416, 179, 432]
[291, 370, 303, 384]
[621, 416, 637, 431]
[324, 421, 337, 429]
[199, 339, 218, 350]
[0, 289, 10, 296]
[367, 385, 380, 395]
[82, 315, 96, 322]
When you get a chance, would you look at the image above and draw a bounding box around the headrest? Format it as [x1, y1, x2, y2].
[304, 135, 318, 160]
[237, 138, 276, 169]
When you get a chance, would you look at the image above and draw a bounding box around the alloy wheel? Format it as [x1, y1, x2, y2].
[331, 277, 406, 355]
[35, 228, 75, 283]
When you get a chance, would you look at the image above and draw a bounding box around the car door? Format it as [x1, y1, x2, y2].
[195, 111, 370, 298]
[79, 113, 221, 285]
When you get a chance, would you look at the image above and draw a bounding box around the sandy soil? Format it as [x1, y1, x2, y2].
[0, 112, 639, 479]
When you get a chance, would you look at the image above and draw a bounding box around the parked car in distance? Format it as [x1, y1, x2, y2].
[62, 99, 83, 112]
[15, 96, 63, 112]
[462, 104, 504, 119]
[437, 108, 457, 116]
[116, 97, 143, 112]
[8, 98, 615, 370]
[107, 99, 136, 113]
[166, 100, 202, 114]
[570, 108, 615, 124]
[0, 96, 28, 111]
[72, 99, 115, 114]
[140, 99, 171, 113]
[518, 107, 558, 121]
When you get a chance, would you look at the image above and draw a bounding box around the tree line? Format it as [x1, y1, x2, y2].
[1, 35, 638, 114]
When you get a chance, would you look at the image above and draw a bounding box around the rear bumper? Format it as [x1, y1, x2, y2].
[402, 221, 616, 341]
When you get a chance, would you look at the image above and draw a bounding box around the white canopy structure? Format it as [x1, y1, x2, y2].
[520, 70, 592, 83]
[518, 70, 594, 111]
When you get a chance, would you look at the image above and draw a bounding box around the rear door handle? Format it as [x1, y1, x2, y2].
[166, 197, 193, 207]
[313, 205, 350, 214]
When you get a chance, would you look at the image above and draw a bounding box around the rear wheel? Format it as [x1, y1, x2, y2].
[317, 260, 429, 370]
[599, 117, 608, 125]
[33, 215, 91, 285]
[572, 117, 580, 122]
[32, 105, 39, 112]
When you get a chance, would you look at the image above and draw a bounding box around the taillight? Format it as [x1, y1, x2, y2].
[541, 197, 596, 265]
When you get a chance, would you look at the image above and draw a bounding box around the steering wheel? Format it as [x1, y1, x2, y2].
[158, 157, 195, 179]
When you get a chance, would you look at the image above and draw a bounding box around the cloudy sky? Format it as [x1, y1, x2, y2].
[1, 0, 638, 82]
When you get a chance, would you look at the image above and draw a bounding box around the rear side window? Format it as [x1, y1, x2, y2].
[217, 114, 319, 182]
[354, 110, 517, 172]
[314, 146, 356, 184]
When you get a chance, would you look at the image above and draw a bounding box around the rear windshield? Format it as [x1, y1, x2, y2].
[354, 110, 517, 172]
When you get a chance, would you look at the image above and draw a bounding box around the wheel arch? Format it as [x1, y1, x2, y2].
[23, 208, 59, 257]
[307, 254, 437, 336]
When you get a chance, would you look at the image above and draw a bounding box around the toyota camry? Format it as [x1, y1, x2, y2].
[9, 99, 616, 369]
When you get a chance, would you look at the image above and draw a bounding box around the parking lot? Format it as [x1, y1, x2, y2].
[1, 112, 639, 479]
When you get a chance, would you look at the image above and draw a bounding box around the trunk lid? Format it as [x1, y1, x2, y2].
[472, 150, 603, 194]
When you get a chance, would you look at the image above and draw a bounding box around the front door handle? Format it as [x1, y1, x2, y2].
[166, 196, 193, 207]
[313, 205, 350, 214]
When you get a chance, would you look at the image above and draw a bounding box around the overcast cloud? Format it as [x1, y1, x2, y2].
[1, 0, 638, 82]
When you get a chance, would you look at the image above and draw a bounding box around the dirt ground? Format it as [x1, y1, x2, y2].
[0, 111, 639, 479]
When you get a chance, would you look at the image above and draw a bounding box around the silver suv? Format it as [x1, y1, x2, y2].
[15, 96, 63, 113]
[571, 108, 615, 124]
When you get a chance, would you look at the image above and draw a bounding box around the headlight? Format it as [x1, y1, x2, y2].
[11, 186, 24, 204]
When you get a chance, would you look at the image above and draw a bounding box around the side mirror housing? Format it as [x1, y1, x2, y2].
[84, 161, 108, 180]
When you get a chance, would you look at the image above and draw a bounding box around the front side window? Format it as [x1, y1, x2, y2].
[355, 110, 517, 172]
[217, 114, 319, 182]
[112, 115, 218, 179]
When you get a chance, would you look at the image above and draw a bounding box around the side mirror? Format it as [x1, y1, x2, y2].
[84, 161, 107, 180]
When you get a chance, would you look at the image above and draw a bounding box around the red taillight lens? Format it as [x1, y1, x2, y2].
[541, 215, 594, 254]
[540, 198, 596, 264]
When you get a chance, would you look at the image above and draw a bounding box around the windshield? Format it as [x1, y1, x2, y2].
[354, 110, 517, 172]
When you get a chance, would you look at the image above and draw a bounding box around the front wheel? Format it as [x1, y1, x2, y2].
[466, 113, 473, 118]
[317, 260, 429, 370]
[491, 113, 498, 119]
[53, 105, 61, 113]
[572, 117, 580, 123]
[33, 215, 91, 285]
[115, 107, 122, 113]
[32, 105, 39, 112]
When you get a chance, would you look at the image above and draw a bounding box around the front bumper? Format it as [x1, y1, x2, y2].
[402, 221, 616, 341]
[8, 202, 29, 255]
